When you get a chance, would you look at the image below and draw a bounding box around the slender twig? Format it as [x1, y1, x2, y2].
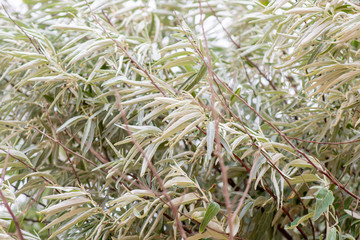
[288, 136, 360, 145]
[277, 225, 293, 240]
[45, 106, 81, 185]
[102, 10, 115, 28]
[19, 187, 45, 219]
[54, 112, 110, 164]
[174, 13, 311, 239]
[206, 2, 277, 91]
[2, 4, 41, 54]
[177, 12, 360, 201]
[1, 146, 10, 184]
[112, 89, 187, 239]
[32, 126, 98, 167]
[197, 0, 234, 238]
[84, 0, 167, 97]
[11, 184, 46, 208]
[0, 189, 25, 240]
[232, 151, 258, 217]
[0, 149, 25, 240]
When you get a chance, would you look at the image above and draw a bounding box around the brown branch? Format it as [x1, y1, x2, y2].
[1, 146, 10, 184]
[0, 146, 56, 186]
[54, 112, 110, 164]
[31, 126, 99, 168]
[45, 107, 81, 185]
[202, 5, 359, 201]
[232, 151, 258, 217]
[0, 189, 25, 240]
[174, 13, 310, 239]
[277, 225, 293, 240]
[19, 187, 45, 219]
[0, 149, 25, 240]
[11, 184, 46, 208]
[198, 0, 234, 238]
[84, 0, 167, 97]
[206, 2, 277, 91]
[2, 4, 41, 54]
[288, 136, 360, 145]
[102, 10, 115, 28]
[112, 88, 187, 239]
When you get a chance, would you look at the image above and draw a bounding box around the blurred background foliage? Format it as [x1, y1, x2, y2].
[0, 0, 360, 239]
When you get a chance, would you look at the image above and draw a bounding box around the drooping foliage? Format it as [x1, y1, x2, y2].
[0, 0, 360, 239]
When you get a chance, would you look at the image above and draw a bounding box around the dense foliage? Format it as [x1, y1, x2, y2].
[1, 0, 360, 239]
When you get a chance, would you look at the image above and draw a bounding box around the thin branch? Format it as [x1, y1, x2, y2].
[54, 112, 110, 164]
[19, 187, 45, 219]
[288, 136, 360, 145]
[1, 146, 10, 184]
[0, 190, 25, 240]
[174, 13, 312, 238]
[232, 151, 258, 217]
[84, 0, 167, 97]
[277, 225, 293, 240]
[198, 0, 234, 238]
[45, 106, 81, 185]
[31, 126, 98, 168]
[112, 88, 187, 239]
[206, 2, 277, 91]
[2, 4, 41, 54]
[0, 148, 25, 240]
[177, 17, 359, 200]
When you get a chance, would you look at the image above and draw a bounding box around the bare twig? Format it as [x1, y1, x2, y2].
[32, 126, 99, 168]
[0, 149, 25, 240]
[0, 146, 10, 184]
[45, 106, 81, 185]
[198, 0, 233, 237]
[288, 136, 360, 145]
[54, 112, 110, 164]
[84, 0, 167, 97]
[2, 4, 41, 54]
[112, 89, 187, 239]
[232, 151, 258, 217]
[206, 2, 277, 91]
[19, 187, 45, 219]
[174, 12, 312, 238]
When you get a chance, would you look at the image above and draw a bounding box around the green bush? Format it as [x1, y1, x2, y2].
[0, 0, 359, 239]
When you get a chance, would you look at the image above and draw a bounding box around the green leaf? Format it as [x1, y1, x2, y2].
[286, 211, 314, 230]
[23, 171, 57, 183]
[56, 115, 86, 133]
[326, 227, 337, 240]
[314, 188, 334, 221]
[0, 147, 34, 168]
[49, 208, 97, 239]
[183, 63, 207, 91]
[39, 207, 90, 233]
[199, 202, 220, 233]
[81, 119, 96, 154]
[39, 197, 91, 219]
[288, 174, 320, 185]
[344, 209, 360, 220]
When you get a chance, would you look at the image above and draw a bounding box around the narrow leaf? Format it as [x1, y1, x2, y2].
[199, 202, 220, 233]
[314, 188, 334, 221]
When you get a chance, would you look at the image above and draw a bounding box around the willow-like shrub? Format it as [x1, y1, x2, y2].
[0, 0, 359, 239]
